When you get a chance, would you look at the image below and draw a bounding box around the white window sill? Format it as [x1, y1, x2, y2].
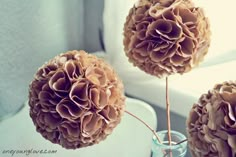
[94, 51, 236, 118]
[126, 60, 236, 117]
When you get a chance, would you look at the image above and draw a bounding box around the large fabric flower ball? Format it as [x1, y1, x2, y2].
[123, 0, 211, 78]
[187, 81, 236, 157]
[29, 50, 125, 149]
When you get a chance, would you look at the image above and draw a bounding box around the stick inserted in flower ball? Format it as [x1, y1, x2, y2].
[123, 0, 211, 153]
[29, 50, 126, 149]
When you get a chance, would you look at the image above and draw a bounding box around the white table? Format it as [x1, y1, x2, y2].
[0, 97, 157, 157]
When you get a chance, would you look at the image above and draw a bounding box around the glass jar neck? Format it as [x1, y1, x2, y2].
[151, 130, 187, 157]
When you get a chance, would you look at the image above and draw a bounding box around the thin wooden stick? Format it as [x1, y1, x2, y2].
[125, 110, 162, 144]
[166, 77, 172, 157]
[166, 77, 172, 145]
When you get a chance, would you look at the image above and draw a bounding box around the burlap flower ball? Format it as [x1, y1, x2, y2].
[29, 50, 125, 149]
[187, 81, 236, 157]
[123, 0, 211, 78]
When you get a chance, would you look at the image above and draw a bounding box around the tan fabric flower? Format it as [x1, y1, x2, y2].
[187, 81, 236, 157]
[29, 50, 125, 149]
[123, 0, 211, 78]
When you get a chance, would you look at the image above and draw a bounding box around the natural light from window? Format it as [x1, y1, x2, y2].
[102, 0, 236, 117]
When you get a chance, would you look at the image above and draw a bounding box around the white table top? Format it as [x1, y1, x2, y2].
[0, 97, 157, 157]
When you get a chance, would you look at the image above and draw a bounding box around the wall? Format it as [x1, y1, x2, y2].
[0, 0, 84, 118]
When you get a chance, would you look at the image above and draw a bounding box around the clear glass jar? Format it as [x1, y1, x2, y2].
[152, 130, 187, 157]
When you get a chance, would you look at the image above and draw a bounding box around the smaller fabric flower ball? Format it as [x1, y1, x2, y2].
[187, 81, 236, 157]
[29, 50, 125, 149]
[123, 0, 211, 78]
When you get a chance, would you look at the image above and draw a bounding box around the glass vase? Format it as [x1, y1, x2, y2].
[151, 130, 187, 157]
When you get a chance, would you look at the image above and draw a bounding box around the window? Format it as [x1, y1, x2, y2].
[102, 0, 236, 117]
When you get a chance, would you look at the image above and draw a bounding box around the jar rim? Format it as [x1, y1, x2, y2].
[152, 130, 187, 149]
